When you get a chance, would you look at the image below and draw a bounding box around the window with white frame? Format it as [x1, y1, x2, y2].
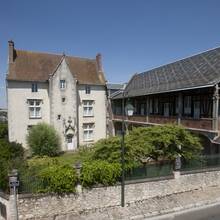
[83, 100, 94, 117]
[83, 123, 94, 141]
[60, 80, 66, 89]
[28, 99, 41, 119]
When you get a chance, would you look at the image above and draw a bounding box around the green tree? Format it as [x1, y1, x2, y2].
[0, 123, 8, 140]
[92, 125, 202, 167]
[92, 136, 143, 169]
[27, 123, 61, 157]
[127, 125, 202, 161]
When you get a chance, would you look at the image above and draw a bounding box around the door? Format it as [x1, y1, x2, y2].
[67, 135, 75, 150]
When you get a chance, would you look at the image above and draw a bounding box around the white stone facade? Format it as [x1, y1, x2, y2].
[7, 43, 107, 151]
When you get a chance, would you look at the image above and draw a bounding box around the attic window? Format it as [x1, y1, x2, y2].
[60, 80, 66, 89]
[85, 85, 91, 94]
[32, 83, 38, 92]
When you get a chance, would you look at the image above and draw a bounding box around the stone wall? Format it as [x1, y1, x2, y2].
[13, 170, 220, 219]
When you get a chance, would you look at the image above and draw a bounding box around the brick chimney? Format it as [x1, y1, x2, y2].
[8, 40, 15, 63]
[96, 53, 103, 72]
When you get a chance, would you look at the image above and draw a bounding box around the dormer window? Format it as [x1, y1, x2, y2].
[60, 80, 66, 89]
[32, 83, 38, 92]
[85, 85, 91, 94]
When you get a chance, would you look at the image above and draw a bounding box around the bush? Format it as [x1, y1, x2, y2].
[127, 125, 202, 161]
[92, 136, 143, 169]
[0, 139, 24, 191]
[0, 123, 8, 140]
[27, 123, 61, 156]
[19, 157, 77, 194]
[39, 164, 77, 193]
[80, 160, 121, 187]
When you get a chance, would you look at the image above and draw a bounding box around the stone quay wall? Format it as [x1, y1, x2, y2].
[2, 170, 220, 219]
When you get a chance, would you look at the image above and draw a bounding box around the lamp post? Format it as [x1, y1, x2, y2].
[121, 92, 134, 207]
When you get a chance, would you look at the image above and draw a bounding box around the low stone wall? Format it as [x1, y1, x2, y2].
[15, 170, 220, 219]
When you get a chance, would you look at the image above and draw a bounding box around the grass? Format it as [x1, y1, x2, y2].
[55, 146, 94, 166]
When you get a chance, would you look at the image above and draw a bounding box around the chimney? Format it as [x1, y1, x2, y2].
[96, 53, 103, 72]
[8, 40, 15, 63]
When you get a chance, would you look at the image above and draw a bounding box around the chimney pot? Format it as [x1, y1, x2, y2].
[8, 40, 15, 63]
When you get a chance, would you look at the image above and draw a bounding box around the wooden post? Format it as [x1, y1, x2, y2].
[177, 93, 183, 125]
[146, 96, 149, 123]
[212, 84, 219, 131]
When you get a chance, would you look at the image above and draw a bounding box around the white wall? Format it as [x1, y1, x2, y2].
[7, 81, 50, 148]
[78, 84, 107, 146]
[49, 58, 77, 151]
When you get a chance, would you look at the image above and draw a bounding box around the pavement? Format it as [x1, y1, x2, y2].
[54, 185, 220, 220]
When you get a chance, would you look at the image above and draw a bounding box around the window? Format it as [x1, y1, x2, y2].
[83, 100, 94, 117]
[62, 97, 66, 103]
[149, 99, 153, 114]
[31, 83, 38, 92]
[28, 99, 41, 119]
[184, 96, 192, 115]
[60, 80, 66, 89]
[85, 85, 91, 94]
[57, 114, 61, 120]
[154, 98, 159, 114]
[83, 123, 94, 141]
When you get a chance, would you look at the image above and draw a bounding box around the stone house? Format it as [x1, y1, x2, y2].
[7, 41, 107, 150]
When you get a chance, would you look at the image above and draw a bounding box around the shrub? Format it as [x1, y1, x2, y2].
[127, 125, 202, 161]
[19, 157, 77, 194]
[39, 164, 78, 193]
[80, 160, 121, 187]
[0, 139, 24, 191]
[27, 123, 61, 156]
[92, 136, 143, 169]
[0, 123, 8, 140]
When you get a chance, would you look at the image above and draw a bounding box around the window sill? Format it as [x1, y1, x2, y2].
[83, 139, 94, 142]
[83, 115, 94, 118]
[29, 117, 42, 119]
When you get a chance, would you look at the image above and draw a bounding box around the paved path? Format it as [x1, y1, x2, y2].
[54, 185, 220, 220]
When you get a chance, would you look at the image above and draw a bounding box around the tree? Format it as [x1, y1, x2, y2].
[92, 125, 202, 168]
[126, 125, 202, 161]
[27, 123, 61, 157]
[92, 136, 145, 169]
[0, 123, 8, 140]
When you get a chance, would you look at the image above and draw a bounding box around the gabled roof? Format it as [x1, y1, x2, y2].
[7, 49, 106, 85]
[125, 47, 220, 97]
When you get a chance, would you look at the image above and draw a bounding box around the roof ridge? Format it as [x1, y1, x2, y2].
[137, 45, 220, 76]
[16, 49, 96, 61]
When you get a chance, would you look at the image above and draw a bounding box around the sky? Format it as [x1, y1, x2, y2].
[1, 0, 220, 108]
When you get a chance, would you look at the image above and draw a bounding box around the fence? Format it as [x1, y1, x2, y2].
[125, 162, 173, 181]
[181, 154, 220, 171]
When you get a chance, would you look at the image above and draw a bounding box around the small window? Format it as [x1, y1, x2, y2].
[57, 115, 61, 120]
[32, 83, 38, 92]
[60, 80, 66, 89]
[83, 123, 94, 141]
[62, 97, 66, 103]
[85, 85, 91, 94]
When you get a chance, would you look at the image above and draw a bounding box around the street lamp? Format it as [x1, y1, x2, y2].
[121, 92, 134, 207]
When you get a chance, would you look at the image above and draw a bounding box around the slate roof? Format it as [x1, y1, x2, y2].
[7, 49, 106, 85]
[123, 47, 220, 98]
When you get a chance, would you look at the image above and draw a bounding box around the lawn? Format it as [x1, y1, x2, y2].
[55, 146, 94, 166]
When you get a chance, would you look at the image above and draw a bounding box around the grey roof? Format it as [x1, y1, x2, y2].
[107, 83, 125, 90]
[124, 47, 220, 97]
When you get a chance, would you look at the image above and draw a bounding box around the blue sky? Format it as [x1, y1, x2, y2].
[1, 0, 220, 108]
